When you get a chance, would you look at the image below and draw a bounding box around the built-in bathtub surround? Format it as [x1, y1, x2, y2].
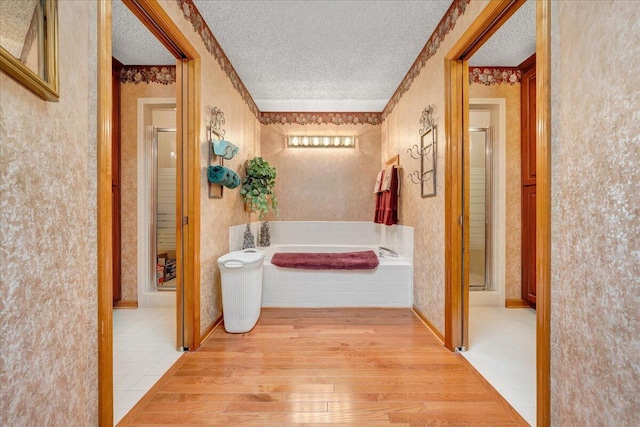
[229, 222, 414, 308]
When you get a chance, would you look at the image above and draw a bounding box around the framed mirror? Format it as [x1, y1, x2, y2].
[0, 0, 59, 101]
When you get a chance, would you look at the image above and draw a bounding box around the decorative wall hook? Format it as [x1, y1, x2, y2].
[407, 105, 437, 197]
[419, 105, 436, 135]
[208, 106, 226, 139]
[407, 169, 434, 185]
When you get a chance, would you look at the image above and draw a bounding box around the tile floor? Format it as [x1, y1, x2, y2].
[463, 306, 536, 426]
[112, 307, 183, 425]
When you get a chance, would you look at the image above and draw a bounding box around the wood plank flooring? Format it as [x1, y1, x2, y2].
[118, 308, 528, 426]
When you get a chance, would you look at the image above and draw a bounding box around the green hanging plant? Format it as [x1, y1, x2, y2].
[240, 157, 278, 220]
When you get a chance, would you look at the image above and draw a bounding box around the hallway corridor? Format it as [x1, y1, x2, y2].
[117, 308, 527, 426]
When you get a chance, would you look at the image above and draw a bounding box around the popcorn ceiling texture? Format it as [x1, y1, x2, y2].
[382, 0, 489, 334]
[119, 81, 176, 302]
[469, 83, 522, 301]
[158, 0, 261, 334]
[260, 123, 381, 221]
[550, 1, 640, 424]
[0, 2, 98, 425]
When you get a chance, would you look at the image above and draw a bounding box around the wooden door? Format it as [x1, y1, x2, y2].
[112, 58, 123, 305]
[519, 54, 536, 307]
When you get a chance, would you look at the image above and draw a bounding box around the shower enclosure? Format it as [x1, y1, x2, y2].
[469, 127, 492, 291]
[152, 127, 177, 291]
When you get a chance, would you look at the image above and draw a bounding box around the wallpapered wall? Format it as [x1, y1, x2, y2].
[381, 0, 490, 334]
[468, 83, 522, 301]
[158, 0, 262, 335]
[119, 81, 176, 302]
[550, 1, 640, 424]
[0, 2, 98, 425]
[261, 123, 381, 221]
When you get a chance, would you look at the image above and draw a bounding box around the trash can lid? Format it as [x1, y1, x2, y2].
[218, 249, 265, 265]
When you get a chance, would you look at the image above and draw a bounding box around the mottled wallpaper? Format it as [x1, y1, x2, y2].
[159, 1, 261, 335]
[0, 1, 98, 425]
[261, 123, 381, 222]
[381, 0, 490, 334]
[119, 81, 176, 302]
[550, 1, 640, 424]
[469, 83, 522, 301]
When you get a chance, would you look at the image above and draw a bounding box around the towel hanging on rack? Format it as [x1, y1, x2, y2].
[208, 165, 241, 189]
[212, 139, 239, 160]
[374, 166, 399, 226]
[373, 170, 384, 194]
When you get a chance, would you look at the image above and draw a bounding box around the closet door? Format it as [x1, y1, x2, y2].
[519, 54, 536, 307]
[521, 185, 536, 304]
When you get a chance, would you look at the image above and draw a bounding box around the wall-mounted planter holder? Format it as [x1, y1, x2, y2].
[407, 105, 437, 197]
[207, 106, 226, 199]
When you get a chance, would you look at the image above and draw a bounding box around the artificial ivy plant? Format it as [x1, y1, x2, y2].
[240, 157, 278, 220]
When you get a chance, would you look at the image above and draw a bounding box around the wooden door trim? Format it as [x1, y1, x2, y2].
[97, 2, 113, 425]
[535, 1, 552, 424]
[98, 1, 200, 425]
[443, 0, 551, 425]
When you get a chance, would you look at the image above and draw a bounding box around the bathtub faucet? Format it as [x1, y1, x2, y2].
[378, 246, 399, 257]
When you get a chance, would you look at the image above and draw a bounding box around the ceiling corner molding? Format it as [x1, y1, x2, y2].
[469, 67, 522, 85]
[174, 0, 261, 119]
[260, 112, 382, 126]
[381, 0, 471, 120]
[119, 65, 177, 85]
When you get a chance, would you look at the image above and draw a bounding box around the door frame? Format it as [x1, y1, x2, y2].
[97, 1, 201, 425]
[443, 0, 551, 425]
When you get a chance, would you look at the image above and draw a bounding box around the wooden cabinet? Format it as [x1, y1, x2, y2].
[519, 53, 536, 307]
[521, 57, 537, 186]
[521, 185, 536, 304]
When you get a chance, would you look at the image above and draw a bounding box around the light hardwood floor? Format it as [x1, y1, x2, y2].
[118, 308, 528, 426]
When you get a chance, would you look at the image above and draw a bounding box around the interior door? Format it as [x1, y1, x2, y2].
[111, 58, 122, 305]
[520, 54, 536, 307]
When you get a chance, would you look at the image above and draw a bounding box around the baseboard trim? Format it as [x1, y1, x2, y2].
[412, 305, 445, 344]
[113, 300, 138, 309]
[199, 314, 223, 346]
[505, 298, 535, 308]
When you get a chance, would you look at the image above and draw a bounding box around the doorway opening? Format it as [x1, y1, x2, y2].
[444, 0, 551, 425]
[98, 1, 201, 425]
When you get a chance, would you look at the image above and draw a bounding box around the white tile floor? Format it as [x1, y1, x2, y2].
[113, 307, 183, 425]
[462, 306, 536, 426]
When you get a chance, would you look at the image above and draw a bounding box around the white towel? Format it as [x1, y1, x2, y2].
[373, 170, 384, 194]
[381, 166, 395, 191]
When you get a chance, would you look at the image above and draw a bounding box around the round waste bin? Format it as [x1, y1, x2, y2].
[217, 249, 265, 333]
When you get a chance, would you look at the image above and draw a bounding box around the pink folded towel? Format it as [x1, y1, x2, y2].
[271, 250, 379, 270]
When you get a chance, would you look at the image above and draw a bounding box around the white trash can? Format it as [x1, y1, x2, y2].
[217, 249, 265, 333]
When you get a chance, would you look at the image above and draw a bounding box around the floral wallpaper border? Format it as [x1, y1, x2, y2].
[119, 66, 177, 85]
[381, 0, 471, 120]
[469, 67, 522, 85]
[259, 112, 382, 126]
[174, 0, 261, 118]
[171, 0, 473, 125]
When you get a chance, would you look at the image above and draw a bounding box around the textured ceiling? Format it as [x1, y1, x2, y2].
[469, 0, 536, 67]
[112, 0, 174, 66]
[192, 0, 452, 112]
[111, 0, 536, 112]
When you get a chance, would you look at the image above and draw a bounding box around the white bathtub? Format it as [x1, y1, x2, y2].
[261, 244, 412, 307]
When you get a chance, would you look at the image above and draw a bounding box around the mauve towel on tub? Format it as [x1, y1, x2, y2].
[271, 250, 379, 270]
